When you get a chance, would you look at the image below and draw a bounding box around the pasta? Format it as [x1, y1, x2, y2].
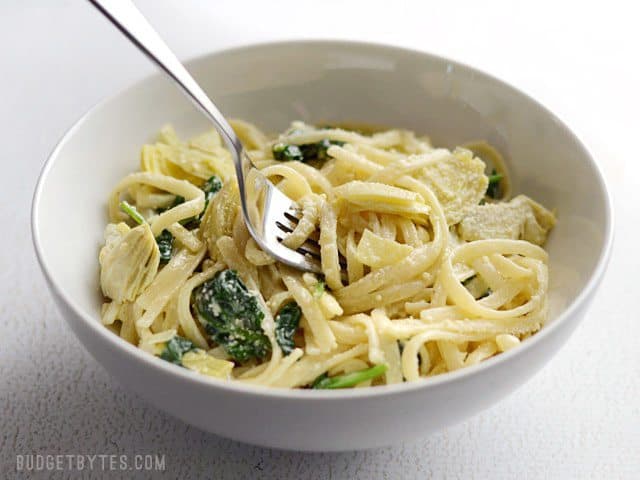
[98, 121, 556, 389]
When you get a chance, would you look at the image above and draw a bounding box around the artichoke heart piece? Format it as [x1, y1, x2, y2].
[420, 148, 488, 225]
[142, 143, 233, 184]
[188, 128, 224, 152]
[458, 195, 556, 245]
[140, 144, 202, 185]
[200, 180, 240, 259]
[99, 222, 160, 303]
[140, 124, 234, 185]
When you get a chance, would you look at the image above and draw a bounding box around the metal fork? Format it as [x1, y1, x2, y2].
[89, 0, 322, 273]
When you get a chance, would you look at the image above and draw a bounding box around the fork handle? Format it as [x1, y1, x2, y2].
[88, 0, 244, 162]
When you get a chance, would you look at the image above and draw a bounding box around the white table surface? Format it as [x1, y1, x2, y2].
[1, 0, 638, 478]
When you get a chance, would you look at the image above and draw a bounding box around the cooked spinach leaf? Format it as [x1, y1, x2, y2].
[273, 143, 304, 162]
[160, 335, 197, 365]
[194, 269, 271, 362]
[273, 139, 345, 163]
[200, 175, 222, 220]
[274, 301, 301, 355]
[155, 229, 174, 264]
[486, 169, 503, 199]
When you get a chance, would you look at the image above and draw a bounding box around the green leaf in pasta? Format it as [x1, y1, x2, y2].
[486, 169, 503, 199]
[273, 139, 345, 163]
[194, 269, 271, 363]
[119, 200, 145, 225]
[312, 364, 387, 389]
[274, 301, 302, 355]
[160, 335, 197, 365]
[155, 229, 174, 264]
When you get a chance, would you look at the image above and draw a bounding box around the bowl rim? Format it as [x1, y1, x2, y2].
[31, 38, 615, 400]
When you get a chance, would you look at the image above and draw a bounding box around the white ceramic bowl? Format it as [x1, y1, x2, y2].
[32, 40, 613, 451]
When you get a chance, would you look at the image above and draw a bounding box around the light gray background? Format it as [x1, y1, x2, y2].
[1, 1, 638, 478]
